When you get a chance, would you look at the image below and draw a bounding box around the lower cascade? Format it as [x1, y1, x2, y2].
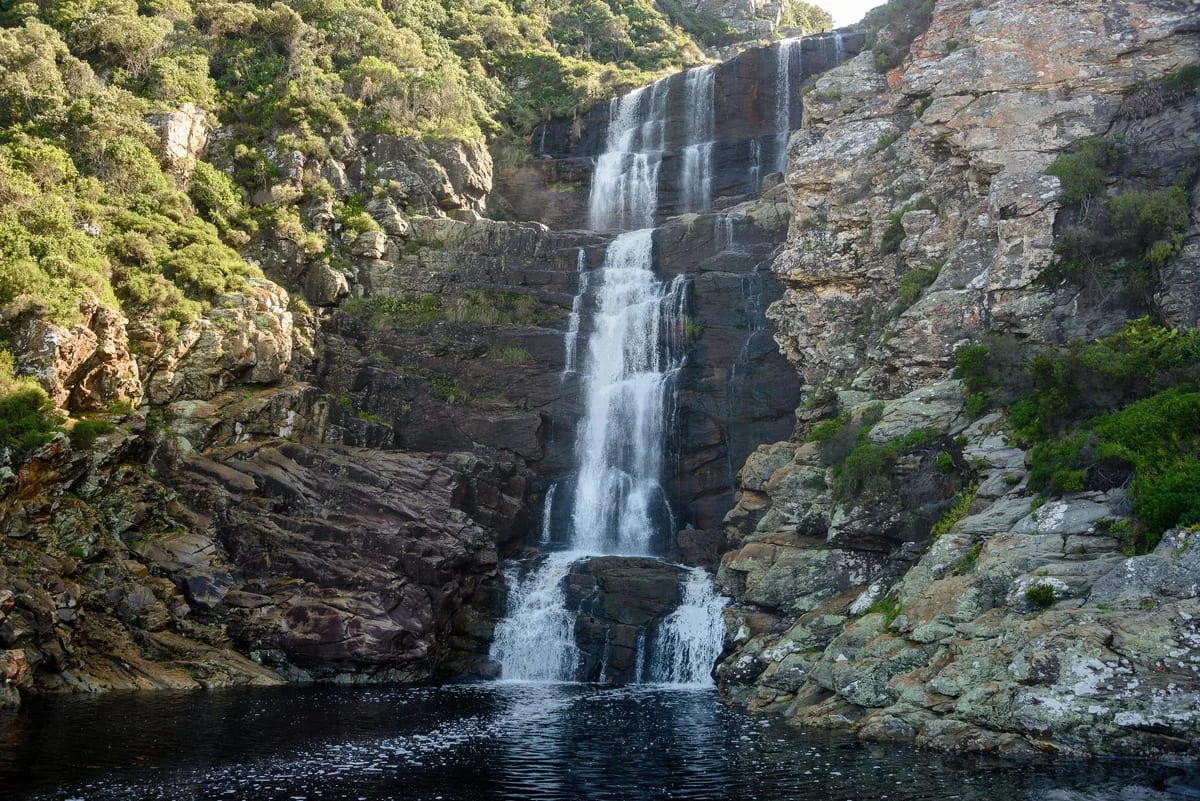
[490, 228, 726, 686]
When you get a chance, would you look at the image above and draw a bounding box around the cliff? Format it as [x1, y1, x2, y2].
[716, 0, 1200, 760]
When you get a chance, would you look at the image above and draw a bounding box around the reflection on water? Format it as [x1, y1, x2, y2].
[0, 683, 1195, 801]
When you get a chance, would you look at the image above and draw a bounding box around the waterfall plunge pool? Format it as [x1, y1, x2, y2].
[2, 683, 1195, 801]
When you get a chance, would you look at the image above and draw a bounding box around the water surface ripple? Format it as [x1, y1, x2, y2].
[1, 683, 1196, 801]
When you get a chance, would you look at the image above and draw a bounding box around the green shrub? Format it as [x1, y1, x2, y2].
[807, 412, 851, 443]
[342, 294, 444, 329]
[871, 130, 902, 155]
[1164, 63, 1200, 93]
[1107, 185, 1190, 261]
[931, 484, 977, 539]
[954, 343, 991, 394]
[964, 393, 990, 418]
[885, 427, 940, 454]
[1046, 137, 1116, 207]
[898, 264, 940, 309]
[1025, 583, 1056, 608]
[879, 212, 905, 254]
[952, 542, 982, 574]
[832, 442, 892, 503]
[864, 0, 935, 73]
[0, 386, 63, 461]
[865, 596, 902, 630]
[487, 346, 534, 364]
[69, 418, 115, 449]
[430, 376, 469, 402]
[1028, 432, 1090, 494]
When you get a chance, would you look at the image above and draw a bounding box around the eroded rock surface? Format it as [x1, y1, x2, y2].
[717, 0, 1200, 759]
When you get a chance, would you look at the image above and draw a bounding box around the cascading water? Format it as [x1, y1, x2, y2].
[562, 248, 588, 376]
[679, 65, 716, 214]
[569, 229, 686, 555]
[588, 78, 670, 231]
[650, 568, 727, 686]
[492, 229, 700, 682]
[490, 553, 581, 681]
[774, 38, 803, 175]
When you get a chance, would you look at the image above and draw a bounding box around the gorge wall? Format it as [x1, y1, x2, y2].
[715, 0, 1200, 761]
[0, 24, 840, 701]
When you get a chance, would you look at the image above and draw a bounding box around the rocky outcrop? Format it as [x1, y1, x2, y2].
[7, 297, 142, 413]
[146, 102, 209, 177]
[138, 279, 297, 405]
[772, 0, 1199, 395]
[0, 426, 527, 699]
[716, 0, 1200, 760]
[567, 557, 688, 684]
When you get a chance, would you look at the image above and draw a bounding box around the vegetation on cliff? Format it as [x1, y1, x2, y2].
[955, 319, 1200, 552]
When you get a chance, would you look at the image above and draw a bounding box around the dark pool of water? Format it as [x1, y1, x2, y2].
[0, 682, 1196, 801]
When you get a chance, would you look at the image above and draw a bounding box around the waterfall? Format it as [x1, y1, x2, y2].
[679, 65, 716, 214]
[562, 248, 588, 376]
[588, 78, 670, 231]
[774, 38, 802, 175]
[539, 484, 557, 545]
[649, 568, 726, 686]
[491, 553, 582, 681]
[833, 30, 845, 64]
[569, 229, 686, 554]
[493, 54, 742, 687]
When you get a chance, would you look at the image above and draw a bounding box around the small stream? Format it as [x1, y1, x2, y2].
[2, 684, 1196, 801]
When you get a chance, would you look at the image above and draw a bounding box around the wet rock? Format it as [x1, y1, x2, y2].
[566, 556, 687, 685]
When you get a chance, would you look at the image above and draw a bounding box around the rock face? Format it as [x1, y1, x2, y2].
[771, 0, 1199, 395]
[8, 297, 142, 413]
[0, 430, 527, 697]
[146, 103, 209, 177]
[715, 0, 1200, 761]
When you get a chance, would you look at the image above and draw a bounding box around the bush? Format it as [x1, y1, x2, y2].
[879, 211, 904, 254]
[931, 484, 977, 539]
[69, 418, 115, 449]
[865, 596, 902, 630]
[898, 264, 940, 309]
[863, 0, 935, 73]
[487, 346, 533, 364]
[0, 386, 63, 461]
[1025, 583, 1056, 609]
[342, 294, 445, 329]
[1046, 137, 1116, 207]
[832, 442, 892, 503]
[953, 343, 991, 394]
[1107, 185, 1190, 261]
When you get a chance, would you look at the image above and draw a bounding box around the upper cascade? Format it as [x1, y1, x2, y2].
[547, 31, 861, 231]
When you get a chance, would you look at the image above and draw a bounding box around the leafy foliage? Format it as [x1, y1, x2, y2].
[957, 321, 1200, 549]
[0, 349, 63, 461]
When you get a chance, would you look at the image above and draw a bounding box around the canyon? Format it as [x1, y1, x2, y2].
[2, 0, 1199, 764]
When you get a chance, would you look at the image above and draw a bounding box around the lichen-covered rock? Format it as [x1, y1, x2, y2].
[770, 0, 1200, 396]
[140, 279, 294, 404]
